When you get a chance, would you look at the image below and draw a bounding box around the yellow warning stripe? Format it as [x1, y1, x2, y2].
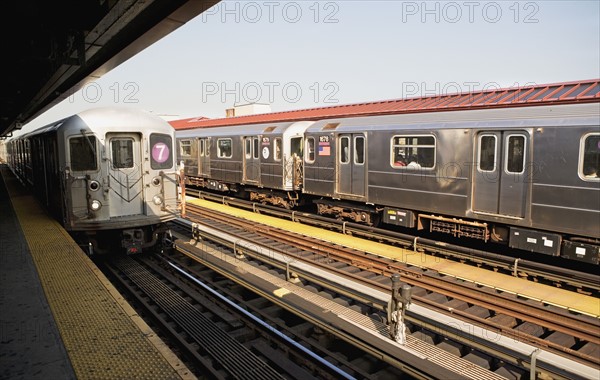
[190, 198, 600, 318]
[3, 169, 192, 379]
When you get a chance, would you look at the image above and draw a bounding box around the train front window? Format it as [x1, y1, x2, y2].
[580, 133, 600, 180]
[69, 136, 97, 171]
[274, 138, 282, 161]
[291, 137, 303, 157]
[150, 134, 173, 170]
[505, 135, 526, 174]
[111, 139, 134, 169]
[306, 137, 315, 163]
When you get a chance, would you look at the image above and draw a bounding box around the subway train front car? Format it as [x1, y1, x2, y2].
[7, 107, 180, 254]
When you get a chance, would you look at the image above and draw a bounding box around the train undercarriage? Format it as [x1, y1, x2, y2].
[313, 198, 600, 265]
[73, 223, 171, 255]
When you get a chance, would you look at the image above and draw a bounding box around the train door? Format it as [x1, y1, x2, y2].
[107, 133, 144, 217]
[336, 134, 366, 197]
[472, 131, 528, 217]
[198, 137, 210, 176]
[243, 136, 260, 183]
[287, 136, 303, 189]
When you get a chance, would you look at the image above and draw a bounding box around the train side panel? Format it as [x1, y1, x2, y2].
[367, 128, 471, 218]
[208, 134, 243, 188]
[530, 125, 600, 238]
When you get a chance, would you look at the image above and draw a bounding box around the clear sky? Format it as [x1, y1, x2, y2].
[16, 0, 600, 135]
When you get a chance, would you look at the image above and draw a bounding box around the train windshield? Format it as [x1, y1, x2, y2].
[150, 134, 173, 170]
[69, 136, 97, 171]
[111, 139, 134, 168]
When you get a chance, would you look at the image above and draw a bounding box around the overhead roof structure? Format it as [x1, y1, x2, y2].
[171, 79, 600, 130]
[0, 0, 219, 138]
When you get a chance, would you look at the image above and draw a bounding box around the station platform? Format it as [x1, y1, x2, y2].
[188, 198, 600, 318]
[0, 165, 194, 380]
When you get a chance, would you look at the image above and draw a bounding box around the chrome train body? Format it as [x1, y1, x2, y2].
[176, 102, 600, 264]
[7, 107, 179, 254]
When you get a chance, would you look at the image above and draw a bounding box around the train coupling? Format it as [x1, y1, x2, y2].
[121, 228, 145, 254]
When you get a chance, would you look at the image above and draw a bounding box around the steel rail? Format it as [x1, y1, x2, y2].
[170, 218, 599, 380]
[171, 229, 498, 380]
[184, 203, 600, 368]
[186, 190, 599, 294]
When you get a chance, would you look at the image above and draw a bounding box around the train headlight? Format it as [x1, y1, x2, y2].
[89, 180, 100, 191]
[90, 200, 102, 211]
[152, 176, 161, 186]
[152, 195, 163, 205]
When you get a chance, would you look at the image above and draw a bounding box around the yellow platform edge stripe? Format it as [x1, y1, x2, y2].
[3, 170, 195, 380]
[189, 198, 600, 318]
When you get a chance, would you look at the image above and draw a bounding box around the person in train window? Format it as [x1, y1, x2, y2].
[394, 150, 406, 167]
[584, 166, 598, 178]
[406, 155, 421, 168]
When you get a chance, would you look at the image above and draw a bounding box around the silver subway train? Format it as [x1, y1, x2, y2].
[6, 107, 180, 254]
[175, 102, 600, 264]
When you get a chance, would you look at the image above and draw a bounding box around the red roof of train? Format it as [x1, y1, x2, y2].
[170, 79, 600, 130]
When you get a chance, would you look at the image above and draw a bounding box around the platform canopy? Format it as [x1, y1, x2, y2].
[0, 0, 219, 138]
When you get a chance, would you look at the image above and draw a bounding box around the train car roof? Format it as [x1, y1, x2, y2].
[75, 107, 173, 132]
[12, 107, 172, 141]
[175, 121, 298, 138]
[170, 79, 600, 131]
[305, 103, 600, 133]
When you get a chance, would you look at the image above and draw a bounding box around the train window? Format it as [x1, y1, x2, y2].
[391, 135, 435, 169]
[478, 135, 497, 172]
[245, 138, 251, 158]
[355, 136, 365, 165]
[340, 136, 350, 164]
[69, 136, 97, 171]
[580, 133, 600, 181]
[505, 135, 526, 174]
[218, 139, 233, 158]
[180, 140, 192, 157]
[253, 137, 259, 159]
[198, 139, 204, 157]
[150, 134, 173, 170]
[306, 137, 315, 163]
[274, 138, 282, 161]
[111, 139, 134, 169]
[291, 137, 303, 158]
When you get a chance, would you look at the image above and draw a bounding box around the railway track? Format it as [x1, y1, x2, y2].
[99, 253, 407, 379]
[179, 199, 600, 378]
[185, 189, 599, 296]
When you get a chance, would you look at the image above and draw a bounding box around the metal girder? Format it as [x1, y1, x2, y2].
[0, 0, 220, 138]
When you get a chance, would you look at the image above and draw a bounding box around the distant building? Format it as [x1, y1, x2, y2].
[226, 103, 271, 117]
